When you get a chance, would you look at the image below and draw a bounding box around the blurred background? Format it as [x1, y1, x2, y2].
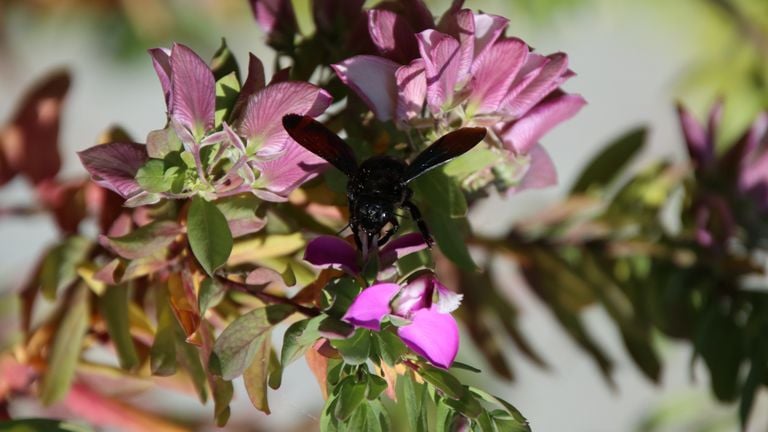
[1, 0, 767, 430]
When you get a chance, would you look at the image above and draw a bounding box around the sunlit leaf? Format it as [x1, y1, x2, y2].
[331, 328, 371, 365]
[211, 304, 293, 380]
[243, 332, 273, 414]
[187, 196, 233, 276]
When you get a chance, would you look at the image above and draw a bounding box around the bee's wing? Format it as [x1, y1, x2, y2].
[403, 127, 487, 183]
[282, 114, 358, 176]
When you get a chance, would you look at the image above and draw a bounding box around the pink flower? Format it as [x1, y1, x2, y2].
[333, 6, 585, 195]
[81, 45, 332, 204]
[342, 273, 462, 368]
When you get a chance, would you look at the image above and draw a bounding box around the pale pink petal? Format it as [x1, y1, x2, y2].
[343, 283, 401, 330]
[332, 55, 399, 121]
[253, 140, 327, 200]
[676, 104, 710, 167]
[170, 44, 215, 137]
[499, 93, 586, 154]
[397, 307, 459, 368]
[233, 54, 267, 119]
[468, 37, 528, 114]
[436, 9, 475, 84]
[237, 81, 332, 157]
[379, 232, 428, 268]
[417, 30, 463, 113]
[391, 276, 430, 316]
[395, 59, 427, 123]
[368, 9, 420, 64]
[148, 48, 172, 107]
[507, 144, 558, 194]
[78, 142, 148, 198]
[471, 13, 509, 59]
[504, 53, 570, 118]
[433, 279, 462, 313]
[304, 236, 360, 275]
[223, 122, 246, 153]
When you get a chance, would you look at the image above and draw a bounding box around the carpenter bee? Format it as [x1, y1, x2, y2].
[282, 114, 486, 251]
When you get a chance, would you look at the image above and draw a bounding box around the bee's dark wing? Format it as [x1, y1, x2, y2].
[403, 127, 487, 183]
[282, 114, 358, 176]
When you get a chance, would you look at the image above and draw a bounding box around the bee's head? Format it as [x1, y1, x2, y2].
[355, 199, 393, 234]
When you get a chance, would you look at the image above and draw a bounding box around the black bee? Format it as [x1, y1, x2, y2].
[282, 114, 486, 251]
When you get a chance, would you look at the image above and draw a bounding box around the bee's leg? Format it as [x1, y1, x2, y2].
[379, 217, 399, 246]
[403, 200, 433, 247]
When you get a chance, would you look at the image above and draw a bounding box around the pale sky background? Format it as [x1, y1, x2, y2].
[0, 0, 766, 431]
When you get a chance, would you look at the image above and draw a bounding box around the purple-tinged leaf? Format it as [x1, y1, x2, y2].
[368, 9, 420, 64]
[507, 144, 558, 194]
[676, 104, 711, 167]
[343, 283, 401, 330]
[170, 43, 215, 138]
[232, 54, 267, 120]
[499, 92, 586, 154]
[148, 48, 172, 107]
[332, 55, 399, 121]
[236, 81, 331, 158]
[504, 53, 570, 119]
[435, 9, 475, 84]
[304, 236, 360, 275]
[467, 38, 528, 114]
[78, 142, 148, 198]
[398, 307, 459, 369]
[395, 59, 427, 124]
[379, 232, 428, 268]
[416, 30, 463, 114]
[252, 140, 327, 200]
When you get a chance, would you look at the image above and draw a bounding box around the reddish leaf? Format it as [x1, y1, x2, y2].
[78, 142, 148, 199]
[305, 339, 330, 399]
[0, 69, 70, 185]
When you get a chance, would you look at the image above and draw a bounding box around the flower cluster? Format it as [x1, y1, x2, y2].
[79, 43, 331, 207]
[677, 103, 768, 247]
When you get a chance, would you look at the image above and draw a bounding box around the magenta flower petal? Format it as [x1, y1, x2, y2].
[397, 307, 459, 368]
[304, 236, 361, 275]
[395, 59, 427, 124]
[379, 232, 428, 268]
[507, 144, 558, 194]
[253, 139, 327, 200]
[676, 104, 710, 167]
[417, 30, 463, 113]
[368, 9, 420, 64]
[468, 38, 528, 114]
[343, 283, 401, 330]
[169, 44, 216, 138]
[499, 92, 586, 154]
[332, 56, 399, 121]
[237, 81, 332, 157]
[504, 53, 570, 119]
[78, 142, 148, 198]
[148, 48, 172, 107]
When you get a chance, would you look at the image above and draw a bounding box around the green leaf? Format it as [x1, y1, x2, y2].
[146, 126, 182, 159]
[104, 220, 181, 260]
[322, 277, 362, 318]
[40, 236, 90, 300]
[267, 348, 282, 390]
[280, 315, 324, 367]
[419, 365, 465, 400]
[211, 304, 293, 380]
[136, 159, 175, 193]
[412, 170, 476, 271]
[443, 146, 500, 179]
[40, 285, 90, 405]
[176, 333, 208, 403]
[150, 285, 177, 376]
[334, 379, 367, 421]
[570, 127, 647, 194]
[215, 72, 241, 127]
[443, 387, 483, 419]
[198, 277, 226, 313]
[212, 376, 234, 427]
[373, 331, 408, 366]
[468, 387, 530, 432]
[451, 362, 482, 373]
[476, 410, 496, 432]
[0, 419, 93, 432]
[0, 293, 21, 352]
[210, 38, 240, 82]
[98, 285, 139, 370]
[187, 196, 233, 276]
[331, 329, 372, 365]
[435, 399, 454, 432]
[401, 373, 428, 432]
[365, 374, 388, 401]
[243, 332, 273, 414]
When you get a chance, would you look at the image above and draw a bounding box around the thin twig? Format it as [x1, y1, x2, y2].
[216, 276, 321, 317]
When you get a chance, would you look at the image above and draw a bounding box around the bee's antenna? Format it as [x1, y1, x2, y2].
[336, 223, 351, 236]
